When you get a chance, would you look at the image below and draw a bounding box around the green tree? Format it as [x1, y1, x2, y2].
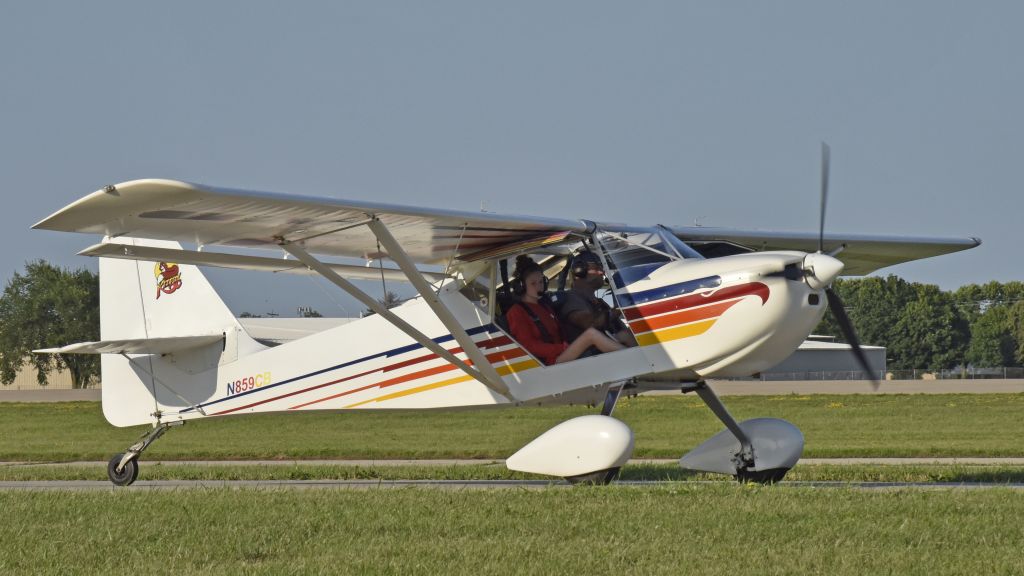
[816, 275, 917, 347]
[965, 305, 1019, 368]
[361, 291, 403, 317]
[0, 261, 99, 388]
[1010, 300, 1024, 365]
[889, 284, 969, 370]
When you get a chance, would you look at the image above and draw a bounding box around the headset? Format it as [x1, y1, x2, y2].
[510, 270, 548, 296]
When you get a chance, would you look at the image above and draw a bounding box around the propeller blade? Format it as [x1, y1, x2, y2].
[819, 142, 830, 253]
[825, 288, 880, 389]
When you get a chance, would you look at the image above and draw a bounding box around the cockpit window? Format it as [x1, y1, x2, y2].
[660, 228, 705, 260]
[596, 228, 702, 289]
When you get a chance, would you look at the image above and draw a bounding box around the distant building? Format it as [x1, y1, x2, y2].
[760, 335, 886, 380]
[1, 362, 74, 390]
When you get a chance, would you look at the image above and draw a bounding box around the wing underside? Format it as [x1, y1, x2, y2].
[34, 179, 979, 275]
[35, 179, 587, 265]
[670, 226, 980, 276]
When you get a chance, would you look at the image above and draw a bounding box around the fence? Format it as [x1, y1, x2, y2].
[5, 366, 1024, 392]
[757, 367, 1024, 381]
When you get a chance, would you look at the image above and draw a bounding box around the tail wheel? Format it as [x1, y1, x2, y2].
[107, 453, 140, 486]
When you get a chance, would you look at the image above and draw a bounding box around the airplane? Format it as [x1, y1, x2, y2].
[33, 147, 980, 486]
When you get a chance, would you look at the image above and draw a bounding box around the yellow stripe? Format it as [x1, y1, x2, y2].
[344, 359, 541, 408]
[635, 318, 717, 347]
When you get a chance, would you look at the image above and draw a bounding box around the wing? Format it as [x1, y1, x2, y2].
[668, 226, 981, 276]
[35, 179, 587, 264]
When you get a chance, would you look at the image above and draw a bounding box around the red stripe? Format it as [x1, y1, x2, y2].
[289, 347, 528, 410]
[623, 282, 769, 321]
[628, 299, 742, 334]
[214, 335, 516, 416]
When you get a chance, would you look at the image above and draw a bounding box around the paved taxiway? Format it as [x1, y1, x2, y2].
[3, 379, 1023, 403]
[5, 457, 1024, 467]
[4, 458, 1024, 491]
[3, 479, 1024, 491]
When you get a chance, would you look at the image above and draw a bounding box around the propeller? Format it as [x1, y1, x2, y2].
[819, 142, 829, 253]
[804, 142, 880, 388]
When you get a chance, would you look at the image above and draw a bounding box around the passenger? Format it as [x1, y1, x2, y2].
[505, 255, 625, 365]
[558, 250, 637, 348]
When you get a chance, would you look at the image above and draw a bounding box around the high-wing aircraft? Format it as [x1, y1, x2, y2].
[34, 150, 979, 486]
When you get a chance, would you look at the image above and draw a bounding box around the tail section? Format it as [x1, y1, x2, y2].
[99, 237, 263, 426]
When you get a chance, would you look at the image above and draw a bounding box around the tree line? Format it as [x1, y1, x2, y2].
[1, 262, 1021, 388]
[815, 276, 1024, 370]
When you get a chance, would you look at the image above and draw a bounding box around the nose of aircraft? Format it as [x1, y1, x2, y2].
[801, 252, 844, 290]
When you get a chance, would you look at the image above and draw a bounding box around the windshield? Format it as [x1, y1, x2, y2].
[596, 228, 701, 289]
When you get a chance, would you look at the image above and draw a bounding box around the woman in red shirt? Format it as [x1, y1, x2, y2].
[506, 256, 625, 365]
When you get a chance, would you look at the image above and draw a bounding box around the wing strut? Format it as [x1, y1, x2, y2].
[277, 233, 513, 400]
[366, 219, 509, 392]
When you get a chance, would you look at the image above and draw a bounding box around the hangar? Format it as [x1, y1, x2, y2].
[761, 336, 886, 380]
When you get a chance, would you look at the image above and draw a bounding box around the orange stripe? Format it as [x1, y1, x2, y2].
[291, 347, 529, 410]
[635, 318, 717, 347]
[628, 299, 740, 334]
[344, 359, 541, 408]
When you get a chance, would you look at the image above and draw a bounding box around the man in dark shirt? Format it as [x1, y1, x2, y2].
[556, 251, 637, 348]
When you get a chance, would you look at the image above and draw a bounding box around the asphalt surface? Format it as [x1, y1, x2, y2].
[3, 479, 1024, 491]
[4, 458, 1024, 491]
[5, 457, 1024, 467]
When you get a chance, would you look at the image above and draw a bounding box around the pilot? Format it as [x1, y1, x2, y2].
[556, 250, 637, 348]
[505, 255, 624, 365]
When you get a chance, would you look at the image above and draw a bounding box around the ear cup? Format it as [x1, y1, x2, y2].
[510, 277, 525, 296]
[511, 274, 547, 295]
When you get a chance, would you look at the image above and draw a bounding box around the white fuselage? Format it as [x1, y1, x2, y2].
[99, 248, 826, 426]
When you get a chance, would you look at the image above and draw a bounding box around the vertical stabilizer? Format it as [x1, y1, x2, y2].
[100, 237, 252, 342]
[99, 237, 262, 426]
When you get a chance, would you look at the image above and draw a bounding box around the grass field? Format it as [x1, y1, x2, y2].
[4, 395, 1024, 575]
[2, 393, 1024, 461]
[3, 486, 1023, 575]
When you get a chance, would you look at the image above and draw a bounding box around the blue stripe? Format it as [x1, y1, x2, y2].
[616, 276, 722, 307]
[179, 324, 498, 413]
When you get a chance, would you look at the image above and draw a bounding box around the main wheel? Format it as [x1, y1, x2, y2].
[565, 467, 621, 486]
[735, 467, 789, 485]
[107, 453, 139, 486]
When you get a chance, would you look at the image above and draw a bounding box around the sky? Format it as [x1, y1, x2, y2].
[2, 1, 1020, 317]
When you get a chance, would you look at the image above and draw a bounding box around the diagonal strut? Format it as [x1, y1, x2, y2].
[277, 236, 513, 400]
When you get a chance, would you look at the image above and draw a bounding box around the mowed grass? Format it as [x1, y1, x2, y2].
[2, 486, 1023, 575]
[2, 394, 1023, 461]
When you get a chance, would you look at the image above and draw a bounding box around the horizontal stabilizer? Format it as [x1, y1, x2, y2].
[79, 242, 447, 283]
[34, 334, 224, 355]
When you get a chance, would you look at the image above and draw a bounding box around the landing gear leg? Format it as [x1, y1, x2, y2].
[680, 381, 799, 484]
[688, 381, 755, 473]
[107, 420, 184, 486]
[600, 381, 627, 416]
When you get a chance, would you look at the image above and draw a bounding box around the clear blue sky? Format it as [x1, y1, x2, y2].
[2, 2, 1020, 316]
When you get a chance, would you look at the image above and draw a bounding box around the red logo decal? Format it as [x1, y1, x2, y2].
[154, 262, 182, 299]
